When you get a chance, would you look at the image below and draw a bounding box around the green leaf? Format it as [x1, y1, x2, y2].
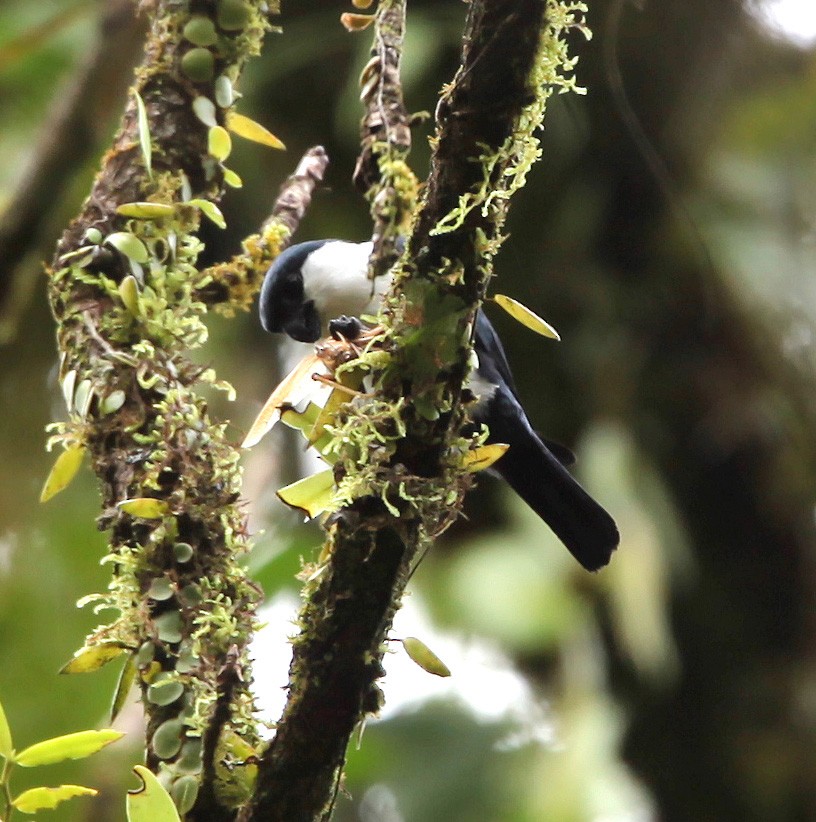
[16, 730, 123, 768]
[60, 643, 127, 675]
[402, 637, 451, 677]
[134, 91, 152, 179]
[226, 111, 286, 150]
[111, 654, 138, 723]
[127, 765, 181, 822]
[40, 444, 86, 503]
[119, 275, 141, 317]
[277, 470, 335, 519]
[116, 202, 175, 220]
[0, 696, 13, 759]
[117, 498, 170, 519]
[105, 232, 150, 263]
[12, 784, 97, 813]
[222, 167, 243, 188]
[186, 199, 226, 229]
[280, 402, 322, 435]
[492, 294, 560, 340]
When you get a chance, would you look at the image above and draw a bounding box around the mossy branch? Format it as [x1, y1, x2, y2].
[42, 2, 320, 820]
[352, 0, 417, 279]
[243, 1, 588, 819]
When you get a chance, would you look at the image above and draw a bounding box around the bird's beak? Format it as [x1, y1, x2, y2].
[284, 300, 322, 343]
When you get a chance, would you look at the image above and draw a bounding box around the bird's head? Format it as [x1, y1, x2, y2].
[259, 240, 382, 344]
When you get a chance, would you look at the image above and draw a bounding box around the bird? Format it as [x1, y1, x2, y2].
[256, 239, 619, 571]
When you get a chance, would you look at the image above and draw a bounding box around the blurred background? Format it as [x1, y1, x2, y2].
[2, 0, 816, 819]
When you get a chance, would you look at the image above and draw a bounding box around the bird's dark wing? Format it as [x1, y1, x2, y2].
[474, 310, 574, 466]
[474, 310, 518, 396]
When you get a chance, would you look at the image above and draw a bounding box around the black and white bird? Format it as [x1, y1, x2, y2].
[258, 239, 619, 571]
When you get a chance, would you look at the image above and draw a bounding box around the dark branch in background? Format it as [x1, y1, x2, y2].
[242, 1, 549, 820]
[199, 145, 329, 312]
[0, 0, 146, 341]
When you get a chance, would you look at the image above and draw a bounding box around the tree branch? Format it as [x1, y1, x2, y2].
[43, 2, 319, 818]
[242, 1, 586, 818]
[352, 0, 416, 278]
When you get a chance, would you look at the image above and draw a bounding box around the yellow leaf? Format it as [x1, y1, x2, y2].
[340, 12, 375, 31]
[40, 444, 86, 503]
[127, 765, 181, 822]
[492, 294, 560, 340]
[242, 353, 330, 448]
[208, 126, 232, 161]
[226, 111, 285, 150]
[60, 643, 126, 675]
[402, 637, 451, 677]
[223, 167, 243, 188]
[12, 784, 97, 813]
[277, 470, 335, 519]
[117, 498, 170, 519]
[16, 730, 124, 768]
[463, 443, 509, 473]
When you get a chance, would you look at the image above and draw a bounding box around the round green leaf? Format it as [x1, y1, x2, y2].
[214, 75, 234, 108]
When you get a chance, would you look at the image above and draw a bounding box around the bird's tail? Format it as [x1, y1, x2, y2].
[496, 436, 618, 570]
[487, 397, 619, 570]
